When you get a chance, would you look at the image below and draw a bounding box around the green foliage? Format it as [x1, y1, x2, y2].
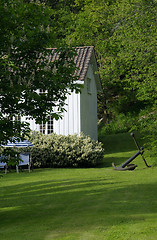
[29, 132, 104, 168]
[59, 0, 156, 116]
[0, 0, 80, 145]
[98, 113, 138, 137]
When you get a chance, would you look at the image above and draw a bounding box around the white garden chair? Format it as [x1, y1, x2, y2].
[16, 153, 32, 173]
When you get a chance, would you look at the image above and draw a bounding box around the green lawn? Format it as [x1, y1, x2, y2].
[0, 133, 157, 240]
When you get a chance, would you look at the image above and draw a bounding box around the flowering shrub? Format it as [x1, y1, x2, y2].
[29, 132, 104, 168]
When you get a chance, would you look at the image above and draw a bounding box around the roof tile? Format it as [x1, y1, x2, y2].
[48, 46, 94, 81]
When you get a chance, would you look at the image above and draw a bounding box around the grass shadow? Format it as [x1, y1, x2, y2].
[100, 132, 145, 154]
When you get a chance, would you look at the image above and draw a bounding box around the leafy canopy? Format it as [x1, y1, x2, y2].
[0, 0, 79, 145]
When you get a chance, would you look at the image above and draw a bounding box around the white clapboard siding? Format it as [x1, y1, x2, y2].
[53, 91, 81, 136]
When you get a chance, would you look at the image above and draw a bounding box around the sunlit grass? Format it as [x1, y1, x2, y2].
[0, 133, 157, 240]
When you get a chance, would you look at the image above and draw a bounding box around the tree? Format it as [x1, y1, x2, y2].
[65, 0, 156, 118]
[56, 0, 157, 155]
[0, 0, 79, 145]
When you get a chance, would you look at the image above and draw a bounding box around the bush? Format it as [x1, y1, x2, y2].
[29, 132, 104, 168]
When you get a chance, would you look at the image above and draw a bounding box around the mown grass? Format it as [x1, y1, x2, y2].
[0, 133, 157, 240]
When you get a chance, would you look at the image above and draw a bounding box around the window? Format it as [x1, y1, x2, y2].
[39, 116, 53, 134]
[39, 89, 46, 94]
[47, 116, 53, 134]
[14, 115, 21, 121]
[40, 122, 46, 134]
[8, 115, 21, 122]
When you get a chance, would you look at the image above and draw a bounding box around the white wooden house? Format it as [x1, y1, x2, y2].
[22, 46, 102, 140]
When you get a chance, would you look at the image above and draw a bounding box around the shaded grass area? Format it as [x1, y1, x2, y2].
[0, 133, 157, 240]
[100, 132, 144, 154]
[100, 132, 154, 168]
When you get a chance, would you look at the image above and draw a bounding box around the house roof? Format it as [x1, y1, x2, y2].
[47, 46, 102, 91]
[74, 46, 95, 81]
[48, 46, 98, 81]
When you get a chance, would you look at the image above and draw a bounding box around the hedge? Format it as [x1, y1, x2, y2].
[29, 132, 104, 168]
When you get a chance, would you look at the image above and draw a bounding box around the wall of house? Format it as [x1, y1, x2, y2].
[80, 64, 98, 140]
[53, 91, 81, 135]
[22, 91, 81, 136]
